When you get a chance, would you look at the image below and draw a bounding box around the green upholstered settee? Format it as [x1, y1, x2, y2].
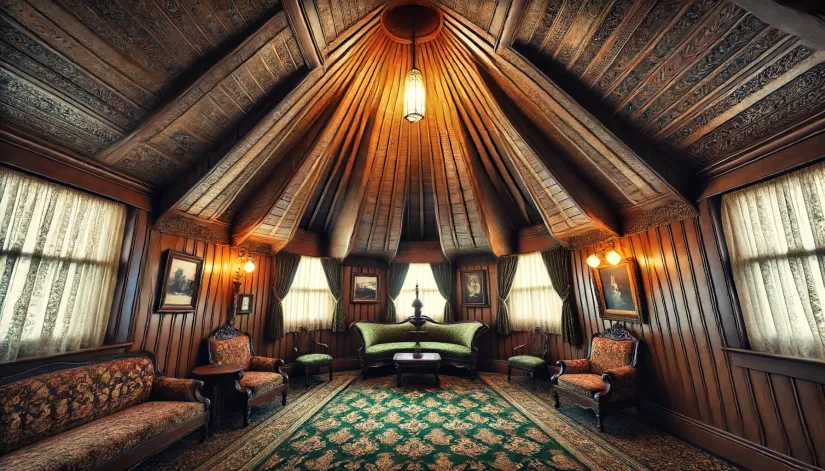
[350, 316, 488, 376]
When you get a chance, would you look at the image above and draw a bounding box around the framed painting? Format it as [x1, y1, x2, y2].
[461, 269, 488, 307]
[238, 294, 253, 314]
[592, 258, 645, 323]
[158, 250, 203, 312]
[351, 273, 379, 303]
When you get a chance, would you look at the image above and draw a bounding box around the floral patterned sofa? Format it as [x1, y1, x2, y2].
[0, 352, 209, 471]
[351, 317, 488, 376]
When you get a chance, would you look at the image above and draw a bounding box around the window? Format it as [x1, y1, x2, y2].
[395, 263, 446, 321]
[0, 167, 126, 361]
[721, 161, 825, 360]
[508, 251, 563, 332]
[282, 256, 335, 332]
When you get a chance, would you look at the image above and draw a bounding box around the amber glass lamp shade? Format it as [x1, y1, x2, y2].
[586, 254, 601, 268]
[243, 259, 256, 273]
[403, 68, 425, 123]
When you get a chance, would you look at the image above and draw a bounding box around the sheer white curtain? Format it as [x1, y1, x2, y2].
[395, 263, 446, 321]
[508, 251, 563, 333]
[722, 161, 825, 360]
[282, 256, 335, 332]
[0, 167, 126, 361]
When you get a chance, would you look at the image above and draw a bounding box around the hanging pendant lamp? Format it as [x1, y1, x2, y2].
[403, 23, 425, 123]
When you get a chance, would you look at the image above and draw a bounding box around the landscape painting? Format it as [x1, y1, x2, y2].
[157, 251, 203, 312]
[352, 273, 379, 303]
[592, 259, 644, 323]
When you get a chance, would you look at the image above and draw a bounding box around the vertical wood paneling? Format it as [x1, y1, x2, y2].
[563, 216, 825, 468]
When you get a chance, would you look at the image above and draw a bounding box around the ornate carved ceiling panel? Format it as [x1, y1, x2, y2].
[0, 0, 298, 184]
[513, 0, 825, 176]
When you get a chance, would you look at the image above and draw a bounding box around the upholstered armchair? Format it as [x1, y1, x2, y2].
[207, 324, 289, 426]
[551, 324, 640, 432]
[507, 327, 549, 388]
[293, 326, 333, 386]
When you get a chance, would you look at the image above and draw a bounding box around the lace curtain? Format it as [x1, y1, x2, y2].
[282, 256, 335, 333]
[395, 263, 446, 321]
[722, 161, 825, 360]
[0, 168, 126, 361]
[507, 251, 563, 333]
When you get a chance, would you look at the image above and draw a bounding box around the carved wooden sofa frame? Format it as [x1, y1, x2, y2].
[350, 316, 489, 377]
[0, 351, 210, 470]
[207, 324, 289, 427]
[551, 324, 640, 432]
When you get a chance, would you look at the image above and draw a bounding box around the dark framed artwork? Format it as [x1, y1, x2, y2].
[461, 269, 488, 307]
[158, 250, 204, 312]
[592, 258, 645, 323]
[238, 294, 253, 314]
[351, 273, 379, 303]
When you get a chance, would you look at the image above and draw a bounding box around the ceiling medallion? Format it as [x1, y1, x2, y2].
[382, 1, 443, 123]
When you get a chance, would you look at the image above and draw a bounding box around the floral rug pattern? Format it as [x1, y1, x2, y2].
[264, 375, 589, 470]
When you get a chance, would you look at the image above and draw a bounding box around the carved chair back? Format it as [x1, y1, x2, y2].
[587, 324, 640, 374]
[294, 327, 317, 356]
[527, 327, 549, 358]
[207, 323, 256, 369]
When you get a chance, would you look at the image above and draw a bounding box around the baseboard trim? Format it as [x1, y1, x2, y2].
[639, 399, 819, 471]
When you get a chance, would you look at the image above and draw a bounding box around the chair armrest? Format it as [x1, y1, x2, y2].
[597, 366, 637, 402]
[511, 344, 526, 357]
[559, 359, 591, 374]
[250, 356, 281, 372]
[151, 377, 210, 411]
[316, 341, 329, 353]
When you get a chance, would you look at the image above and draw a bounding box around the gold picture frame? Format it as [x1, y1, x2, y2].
[591, 258, 645, 323]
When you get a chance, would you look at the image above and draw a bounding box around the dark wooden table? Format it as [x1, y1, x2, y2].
[192, 363, 243, 430]
[393, 352, 441, 387]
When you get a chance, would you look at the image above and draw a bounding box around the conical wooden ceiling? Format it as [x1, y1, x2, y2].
[3, 0, 824, 261]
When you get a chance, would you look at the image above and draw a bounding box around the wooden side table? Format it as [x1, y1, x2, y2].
[192, 363, 244, 430]
[393, 352, 441, 387]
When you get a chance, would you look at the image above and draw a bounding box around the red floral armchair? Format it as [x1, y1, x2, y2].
[551, 324, 640, 432]
[207, 324, 288, 426]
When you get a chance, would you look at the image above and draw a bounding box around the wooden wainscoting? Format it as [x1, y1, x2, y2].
[567, 215, 825, 470]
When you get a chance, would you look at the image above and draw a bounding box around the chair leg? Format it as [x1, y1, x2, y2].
[282, 390, 288, 407]
[328, 365, 333, 382]
[201, 421, 209, 442]
[530, 371, 535, 389]
[305, 367, 309, 387]
[507, 366, 511, 383]
[243, 402, 251, 427]
[596, 411, 605, 432]
[552, 389, 560, 409]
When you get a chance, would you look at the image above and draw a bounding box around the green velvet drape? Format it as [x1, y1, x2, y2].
[267, 251, 301, 340]
[386, 262, 410, 323]
[496, 255, 519, 335]
[541, 247, 581, 345]
[321, 258, 345, 333]
[430, 262, 454, 323]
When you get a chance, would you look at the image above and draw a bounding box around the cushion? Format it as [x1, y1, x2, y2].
[0, 401, 202, 471]
[210, 335, 252, 368]
[239, 371, 284, 398]
[508, 355, 546, 370]
[0, 356, 155, 455]
[423, 322, 483, 349]
[296, 353, 333, 366]
[364, 342, 472, 361]
[557, 374, 607, 398]
[356, 322, 415, 349]
[590, 337, 634, 374]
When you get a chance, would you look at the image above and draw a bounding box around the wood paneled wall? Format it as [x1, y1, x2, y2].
[565, 215, 825, 470]
[130, 236, 387, 377]
[130, 230, 274, 378]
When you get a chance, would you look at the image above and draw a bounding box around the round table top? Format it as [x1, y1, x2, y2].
[192, 363, 244, 376]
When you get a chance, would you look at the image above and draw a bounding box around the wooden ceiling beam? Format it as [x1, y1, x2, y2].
[733, 0, 825, 51]
[494, 0, 527, 52]
[283, 0, 324, 69]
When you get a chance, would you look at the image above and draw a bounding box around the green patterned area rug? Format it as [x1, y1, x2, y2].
[261, 374, 648, 470]
[139, 372, 738, 471]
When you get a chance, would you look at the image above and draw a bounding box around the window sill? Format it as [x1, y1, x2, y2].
[722, 347, 825, 384]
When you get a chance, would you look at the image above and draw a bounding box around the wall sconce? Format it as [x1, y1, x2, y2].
[586, 240, 623, 268]
[243, 258, 255, 274]
[229, 249, 254, 326]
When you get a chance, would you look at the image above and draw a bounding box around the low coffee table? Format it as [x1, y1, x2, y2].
[393, 352, 441, 387]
